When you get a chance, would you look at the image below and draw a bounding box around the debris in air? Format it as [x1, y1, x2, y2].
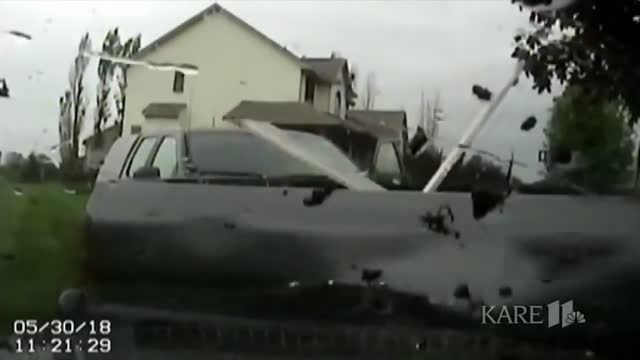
[0, 79, 10, 98]
[472, 85, 492, 101]
[4, 30, 32, 40]
[83, 50, 199, 75]
[521, 116, 538, 131]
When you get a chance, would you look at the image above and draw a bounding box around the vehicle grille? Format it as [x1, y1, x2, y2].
[133, 320, 589, 359]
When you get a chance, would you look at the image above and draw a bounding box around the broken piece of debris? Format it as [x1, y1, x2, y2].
[521, 115, 537, 131]
[472, 85, 492, 101]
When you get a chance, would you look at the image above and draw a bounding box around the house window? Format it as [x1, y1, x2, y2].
[304, 78, 315, 103]
[335, 91, 342, 114]
[130, 125, 142, 134]
[173, 71, 185, 93]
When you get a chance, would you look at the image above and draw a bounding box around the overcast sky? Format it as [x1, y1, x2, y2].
[0, 0, 562, 181]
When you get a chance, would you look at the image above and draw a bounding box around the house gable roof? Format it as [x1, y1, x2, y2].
[134, 3, 302, 66]
[302, 57, 347, 84]
[302, 56, 357, 102]
[346, 110, 407, 140]
[224, 101, 397, 140]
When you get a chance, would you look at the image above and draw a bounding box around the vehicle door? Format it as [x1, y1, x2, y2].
[87, 134, 183, 285]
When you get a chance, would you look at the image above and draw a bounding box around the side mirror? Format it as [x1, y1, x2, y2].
[133, 166, 160, 179]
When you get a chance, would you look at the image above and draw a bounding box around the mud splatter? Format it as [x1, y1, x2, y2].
[472, 85, 492, 101]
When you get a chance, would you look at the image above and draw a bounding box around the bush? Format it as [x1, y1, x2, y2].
[16, 153, 61, 183]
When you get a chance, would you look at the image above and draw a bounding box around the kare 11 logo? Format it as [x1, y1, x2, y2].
[481, 300, 587, 328]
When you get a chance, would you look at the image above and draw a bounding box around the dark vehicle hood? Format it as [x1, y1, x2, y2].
[86, 181, 640, 345]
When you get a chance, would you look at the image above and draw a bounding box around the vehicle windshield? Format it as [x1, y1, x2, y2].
[186, 130, 359, 177]
[284, 131, 361, 175]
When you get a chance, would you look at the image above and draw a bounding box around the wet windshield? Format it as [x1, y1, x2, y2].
[2, 0, 640, 358]
[284, 131, 361, 174]
[186, 130, 359, 177]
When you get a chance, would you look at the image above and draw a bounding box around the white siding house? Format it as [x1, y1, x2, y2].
[123, 3, 363, 137]
[124, 3, 305, 135]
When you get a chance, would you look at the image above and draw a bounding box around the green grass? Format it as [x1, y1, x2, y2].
[0, 177, 89, 335]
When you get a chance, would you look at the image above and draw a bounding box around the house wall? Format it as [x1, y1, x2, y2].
[328, 68, 347, 118]
[142, 119, 183, 133]
[313, 83, 331, 113]
[124, 11, 302, 135]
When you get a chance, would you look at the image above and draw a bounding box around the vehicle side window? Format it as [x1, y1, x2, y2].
[375, 143, 401, 175]
[127, 137, 157, 177]
[151, 137, 178, 178]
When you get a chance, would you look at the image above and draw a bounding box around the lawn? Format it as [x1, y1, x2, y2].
[0, 177, 89, 335]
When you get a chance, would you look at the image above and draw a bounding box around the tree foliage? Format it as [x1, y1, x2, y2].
[16, 153, 60, 183]
[94, 28, 142, 140]
[513, 0, 640, 124]
[544, 86, 634, 191]
[59, 32, 91, 175]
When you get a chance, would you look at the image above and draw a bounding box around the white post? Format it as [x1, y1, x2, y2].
[422, 61, 525, 193]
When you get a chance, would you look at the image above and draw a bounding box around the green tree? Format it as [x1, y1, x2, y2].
[544, 86, 634, 191]
[59, 32, 91, 177]
[94, 28, 141, 140]
[512, 0, 640, 124]
[19, 153, 42, 183]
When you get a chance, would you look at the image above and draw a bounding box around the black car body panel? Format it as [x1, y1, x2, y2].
[83, 129, 640, 353]
[85, 180, 640, 334]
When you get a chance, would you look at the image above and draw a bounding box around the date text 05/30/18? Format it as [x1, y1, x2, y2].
[13, 320, 111, 336]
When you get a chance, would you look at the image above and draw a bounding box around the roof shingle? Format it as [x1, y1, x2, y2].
[346, 110, 407, 139]
[224, 101, 397, 140]
[301, 57, 347, 83]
